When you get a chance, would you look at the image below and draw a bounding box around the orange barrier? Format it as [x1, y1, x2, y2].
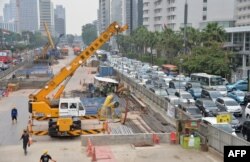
[152, 133, 160, 144]
[170, 131, 177, 144]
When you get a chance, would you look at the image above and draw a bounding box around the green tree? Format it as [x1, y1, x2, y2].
[201, 22, 226, 46]
[81, 23, 97, 46]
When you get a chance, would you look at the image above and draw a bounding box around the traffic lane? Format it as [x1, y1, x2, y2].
[0, 90, 31, 146]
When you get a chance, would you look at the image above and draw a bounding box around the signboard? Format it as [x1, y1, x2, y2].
[216, 113, 232, 123]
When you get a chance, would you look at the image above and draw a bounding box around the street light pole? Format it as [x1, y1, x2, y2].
[184, 0, 188, 55]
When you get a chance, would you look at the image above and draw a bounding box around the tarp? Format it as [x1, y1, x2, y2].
[94, 76, 118, 84]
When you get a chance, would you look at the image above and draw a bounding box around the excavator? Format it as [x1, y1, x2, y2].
[28, 22, 128, 137]
[34, 22, 62, 64]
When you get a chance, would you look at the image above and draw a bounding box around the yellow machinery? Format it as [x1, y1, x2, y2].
[28, 22, 127, 137]
[98, 94, 119, 121]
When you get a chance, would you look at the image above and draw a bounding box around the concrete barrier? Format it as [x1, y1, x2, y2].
[81, 133, 170, 146]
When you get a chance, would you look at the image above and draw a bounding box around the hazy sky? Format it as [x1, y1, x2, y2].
[0, 0, 98, 35]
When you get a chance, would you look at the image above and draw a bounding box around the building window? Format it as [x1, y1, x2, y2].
[143, 10, 149, 14]
[203, 15, 207, 20]
[203, 7, 207, 11]
[155, 9, 162, 14]
[203, 0, 207, 3]
[143, 18, 149, 22]
[154, 16, 162, 21]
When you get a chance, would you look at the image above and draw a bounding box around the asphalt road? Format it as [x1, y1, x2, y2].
[0, 90, 31, 146]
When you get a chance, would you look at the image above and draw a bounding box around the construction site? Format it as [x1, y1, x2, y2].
[0, 22, 224, 162]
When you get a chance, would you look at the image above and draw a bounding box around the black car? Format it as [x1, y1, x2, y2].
[244, 92, 250, 105]
[195, 99, 219, 117]
[169, 80, 186, 89]
[178, 103, 203, 119]
[241, 120, 250, 142]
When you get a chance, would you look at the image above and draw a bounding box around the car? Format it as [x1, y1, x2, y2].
[201, 117, 237, 136]
[215, 86, 227, 96]
[188, 87, 202, 100]
[149, 88, 168, 98]
[241, 120, 250, 142]
[227, 90, 245, 105]
[226, 80, 248, 91]
[244, 92, 250, 105]
[195, 99, 219, 117]
[165, 88, 176, 96]
[178, 103, 203, 119]
[175, 91, 195, 104]
[230, 115, 241, 132]
[245, 103, 250, 119]
[215, 97, 242, 116]
[169, 80, 186, 89]
[185, 81, 201, 91]
[200, 89, 223, 102]
[165, 95, 180, 107]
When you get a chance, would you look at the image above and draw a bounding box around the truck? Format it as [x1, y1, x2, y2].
[73, 47, 81, 55]
[28, 22, 128, 137]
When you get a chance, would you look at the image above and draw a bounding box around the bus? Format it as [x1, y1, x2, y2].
[161, 64, 178, 76]
[190, 73, 224, 89]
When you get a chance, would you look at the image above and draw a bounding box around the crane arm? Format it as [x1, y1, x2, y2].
[31, 22, 128, 102]
[44, 22, 55, 49]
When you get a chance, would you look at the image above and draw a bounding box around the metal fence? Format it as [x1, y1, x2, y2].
[116, 70, 250, 154]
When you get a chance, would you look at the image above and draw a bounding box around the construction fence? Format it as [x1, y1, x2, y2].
[117, 71, 250, 154]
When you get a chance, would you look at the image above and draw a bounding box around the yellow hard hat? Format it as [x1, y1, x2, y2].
[43, 150, 48, 154]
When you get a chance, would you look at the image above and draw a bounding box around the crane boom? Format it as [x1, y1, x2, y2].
[44, 22, 55, 49]
[31, 22, 128, 103]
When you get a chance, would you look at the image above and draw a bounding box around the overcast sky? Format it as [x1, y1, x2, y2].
[0, 0, 98, 35]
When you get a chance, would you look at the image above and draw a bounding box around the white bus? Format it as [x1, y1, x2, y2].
[190, 73, 226, 93]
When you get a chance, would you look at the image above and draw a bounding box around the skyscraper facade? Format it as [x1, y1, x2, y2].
[39, 0, 55, 36]
[235, 0, 250, 26]
[143, 0, 235, 32]
[98, 0, 110, 33]
[54, 5, 66, 36]
[19, 0, 40, 32]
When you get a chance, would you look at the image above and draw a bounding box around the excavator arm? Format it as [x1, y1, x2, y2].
[30, 22, 128, 103]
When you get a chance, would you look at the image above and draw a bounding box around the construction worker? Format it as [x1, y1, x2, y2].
[20, 129, 29, 155]
[11, 105, 18, 124]
[40, 150, 56, 162]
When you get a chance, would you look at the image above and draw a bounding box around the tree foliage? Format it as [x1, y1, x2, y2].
[116, 22, 233, 77]
[81, 23, 97, 46]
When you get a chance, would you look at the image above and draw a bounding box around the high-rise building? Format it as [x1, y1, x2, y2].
[235, 0, 250, 26]
[98, 0, 110, 33]
[0, 22, 17, 32]
[54, 5, 66, 36]
[19, 0, 40, 32]
[0, 16, 3, 23]
[143, 0, 235, 32]
[3, 0, 17, 23]
[39, 0, 55, 36]
[122, 0, 143, 34]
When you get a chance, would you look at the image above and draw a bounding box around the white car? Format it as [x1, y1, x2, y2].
[175, 91, 195, 104]
[201, 117, 237, 136]
[245, 103, 250, 119]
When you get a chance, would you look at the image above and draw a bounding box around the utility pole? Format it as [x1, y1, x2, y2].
[184, 0, 188, 55]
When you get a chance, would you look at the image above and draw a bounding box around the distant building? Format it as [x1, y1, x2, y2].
[143, 0, 235, 32]
[0, 16, 3, 23]
[225, 26, 250, 81]
[98, 0, 110, 33]
[122, 0, 143, 34]
[19, 0, 40, 32]
[235, 0, 250, 26]
[3, 3, 12, 22]
[0, 22, 17, 33]
[54, 5, 66, 36]
[39, 0, 55, 36]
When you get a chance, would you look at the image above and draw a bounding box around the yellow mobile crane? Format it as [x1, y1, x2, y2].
[29, 22, 128, 137]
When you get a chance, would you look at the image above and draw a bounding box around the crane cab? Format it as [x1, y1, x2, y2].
[59, 98, 86, 117]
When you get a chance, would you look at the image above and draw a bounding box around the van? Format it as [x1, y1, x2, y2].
[201, 117, 237, 136]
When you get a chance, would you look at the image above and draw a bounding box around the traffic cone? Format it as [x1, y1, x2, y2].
[87, 143, 93, 157]
[91, 147, 97, 162]
[86, 138, 92, 152]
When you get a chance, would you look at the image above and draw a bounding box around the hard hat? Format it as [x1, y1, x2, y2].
[43, 150, 48, 154]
